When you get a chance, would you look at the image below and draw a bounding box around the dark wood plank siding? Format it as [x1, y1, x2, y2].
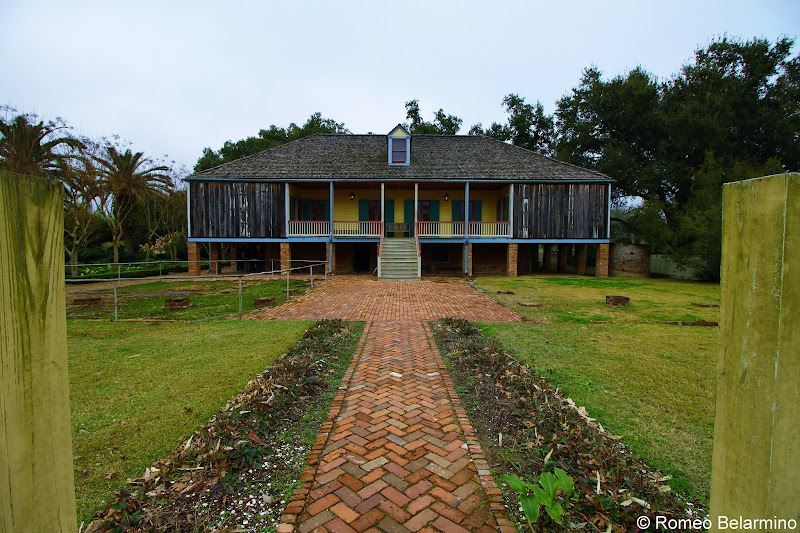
[513, 183, 608, 239]
[190, 182, 285, 238]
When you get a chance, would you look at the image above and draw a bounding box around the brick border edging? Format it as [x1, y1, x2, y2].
[277, 321, 373, 533]
[421, 322, 516, 533]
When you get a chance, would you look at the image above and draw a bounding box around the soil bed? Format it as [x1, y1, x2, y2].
[431, 318, 706, 532]
[86, 319, 363, 532]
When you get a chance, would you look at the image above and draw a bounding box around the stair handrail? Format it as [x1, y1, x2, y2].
[377, 222, 384, 278]
[415, 221, 421, 278]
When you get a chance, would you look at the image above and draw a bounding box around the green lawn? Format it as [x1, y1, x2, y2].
[476, 275, 719, 505]
[68, 319, 311, 524]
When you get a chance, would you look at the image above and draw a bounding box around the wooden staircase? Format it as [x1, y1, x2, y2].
[378, 238, 419, 280]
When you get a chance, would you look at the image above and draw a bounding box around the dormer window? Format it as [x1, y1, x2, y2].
[387, 124, 410, 166]
[392, 138, 407, 163]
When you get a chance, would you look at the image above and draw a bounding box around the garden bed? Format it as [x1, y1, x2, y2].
[431, 318, 705, 532]
[85, 319, 363, 532]
[67, 279, 306, 321]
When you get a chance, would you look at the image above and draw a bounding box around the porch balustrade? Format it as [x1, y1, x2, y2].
[417, 221, 465, 237]
[288, 220, 330, 237]
[468, 221, 511, 237]
[289, 220, 509, 238]
[333, 220, 384, 237]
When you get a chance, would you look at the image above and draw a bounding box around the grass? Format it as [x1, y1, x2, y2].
[475, 275, 719, 505]
[68, 319, 311, 524]
[67, 278, 309, 321]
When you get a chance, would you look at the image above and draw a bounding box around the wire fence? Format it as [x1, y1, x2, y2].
[65, 260, 328, 322]
[65, 258, 326, 280]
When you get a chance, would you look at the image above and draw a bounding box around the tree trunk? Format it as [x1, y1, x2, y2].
[65, 240, 79, 277]
[112, 233, 120, 274]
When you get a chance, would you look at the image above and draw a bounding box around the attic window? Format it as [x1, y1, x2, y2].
[392, 138, 407, 163]
[387, 124, 411, 165]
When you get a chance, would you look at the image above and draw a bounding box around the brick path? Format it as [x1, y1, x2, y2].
[267, 277, 518, 533]
[247, 277, 521, 322]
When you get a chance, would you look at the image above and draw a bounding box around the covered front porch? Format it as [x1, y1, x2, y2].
[286, 181, 512, 240]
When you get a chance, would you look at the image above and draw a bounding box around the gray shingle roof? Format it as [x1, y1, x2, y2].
[187, 134, 612, 182]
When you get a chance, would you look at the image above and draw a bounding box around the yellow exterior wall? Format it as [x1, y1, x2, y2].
[289, 185, 511, 222]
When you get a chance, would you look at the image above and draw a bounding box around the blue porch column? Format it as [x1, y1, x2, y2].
[329, 181, 334, 273]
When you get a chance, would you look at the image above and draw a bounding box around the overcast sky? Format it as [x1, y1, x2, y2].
[2, 0, 798, 172]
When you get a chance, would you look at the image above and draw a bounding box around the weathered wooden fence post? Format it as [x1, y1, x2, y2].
[710, 173, 799, 529]
[0, 171, 77, 531]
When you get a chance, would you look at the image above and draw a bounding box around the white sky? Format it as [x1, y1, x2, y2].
[2, 0, 798, 171]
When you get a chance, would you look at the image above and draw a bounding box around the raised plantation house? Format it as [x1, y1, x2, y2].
[184, 125, 613, 279]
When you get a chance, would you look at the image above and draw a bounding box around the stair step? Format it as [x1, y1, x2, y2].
[379, 240, 420, 279]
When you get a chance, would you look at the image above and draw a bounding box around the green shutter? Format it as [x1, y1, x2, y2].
[289, 195, 295, 219]
[472, 200, 482, 222]
[497, 198, 502, 222]
[385, 199, 395, 223]
[358, 199, 368, 221]
[323, 200, 330, 221]
[302, 199, 311, 221]
[385, 199, 395, 236]
[431, 199, 440, 222]
[453, 200, 462, 221]
[404, 199, 413, 236]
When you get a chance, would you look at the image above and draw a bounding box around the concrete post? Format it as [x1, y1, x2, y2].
[557, 244, 568, 273]
[542, 244, 553, 272]
[575, 244, 587, 275]
[507, 243, 518, 276]
[1, 171, 77, 531]
[280, 242, 291, 272]
[596, 243, 610, 277]
[188, 242, 202, 276]
[710, 174, 799, 529]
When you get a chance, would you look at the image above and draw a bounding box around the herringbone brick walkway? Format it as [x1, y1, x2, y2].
[247, 277, 521, 323]
[267, 278, 518, 533]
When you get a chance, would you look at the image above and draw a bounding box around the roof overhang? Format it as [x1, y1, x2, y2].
[184, 177, 614, 184]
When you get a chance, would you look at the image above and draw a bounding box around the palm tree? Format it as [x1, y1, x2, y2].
[0, 114, 83, 178]
[93, 145, 172, 267]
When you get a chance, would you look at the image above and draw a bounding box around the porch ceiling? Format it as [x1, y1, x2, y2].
[288, 181, 509, 192]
